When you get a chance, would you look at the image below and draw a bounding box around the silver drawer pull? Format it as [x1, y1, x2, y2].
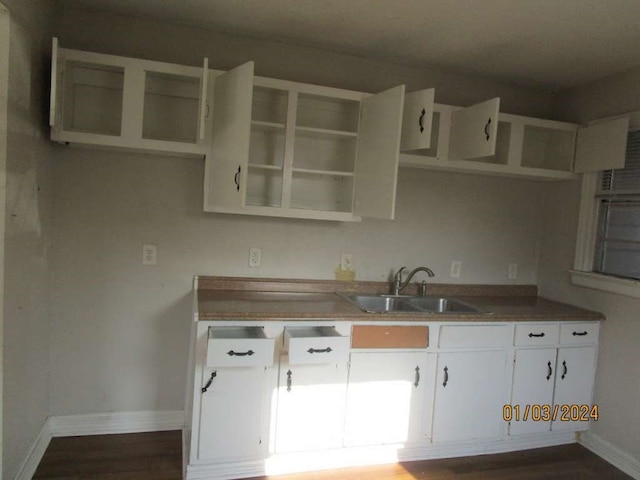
[227, 350, 255, 357]
[307, 347, 333, 354]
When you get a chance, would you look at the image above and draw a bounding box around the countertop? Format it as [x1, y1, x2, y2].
[195, 277, 604, 322]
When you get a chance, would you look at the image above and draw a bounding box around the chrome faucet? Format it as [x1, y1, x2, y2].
[393, 266, 435, 296]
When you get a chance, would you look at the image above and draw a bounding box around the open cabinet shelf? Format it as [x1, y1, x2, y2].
[399, 95, 580, 181]
[204, 64, 405, 221]
[50, 38, 210, 157]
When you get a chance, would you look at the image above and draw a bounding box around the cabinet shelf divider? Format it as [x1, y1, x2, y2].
[292, 167, 355, 177]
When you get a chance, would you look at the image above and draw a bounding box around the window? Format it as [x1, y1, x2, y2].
[594, 130, 640, 280]
[572, 119, 640, 298]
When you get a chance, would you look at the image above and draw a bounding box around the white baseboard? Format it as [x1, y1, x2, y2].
[579, 431, 640, 480]
[49, 410, 185, 437]
[187, 432, 577, 480]
[13, 419, 52, 480]
[13, 410, 184, 480]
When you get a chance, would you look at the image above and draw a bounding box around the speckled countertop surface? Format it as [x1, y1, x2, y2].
[195, 277, 604, 322]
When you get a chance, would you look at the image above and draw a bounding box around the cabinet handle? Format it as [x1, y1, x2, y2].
[572, 331, 588, 336]
[286, 369, 292, 392]
[546, 361, 553, 381]
[201, 371, 216, 393]
[442, 366, 449, 387]
[307, 347, 333, 354]
[234, 166, 241, 192]
[484, 117, 492, 141]
[561, 360, 568, 379]
[414, 366, 420, 388]
[227, 349, 254, 357]
[419, 108, 426, 133]
[529, 332, 545, 338]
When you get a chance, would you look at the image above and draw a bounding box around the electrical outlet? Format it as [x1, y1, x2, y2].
[508, 263, 518, 279]
[340, 253, 353, 270]
[450, 260, 462, 278]
[249, 248, 262, 268]
[142, 244, 157, 266]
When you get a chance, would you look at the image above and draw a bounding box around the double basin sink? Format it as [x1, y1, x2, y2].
[339, 293, 490, 315]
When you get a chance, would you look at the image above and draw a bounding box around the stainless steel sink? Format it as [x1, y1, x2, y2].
[339, 294, 421, 313]
[338, 293, 488, 314]
[405, 297, 482, 313]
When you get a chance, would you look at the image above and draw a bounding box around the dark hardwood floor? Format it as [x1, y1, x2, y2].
[33, 430, 633, 480]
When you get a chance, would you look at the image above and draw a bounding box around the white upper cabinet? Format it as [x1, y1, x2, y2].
[449, 98, 500, 160]
[574, 116, 630, 173]
[203, 62, 254, 212]
[50, 38, 211, 156]
[353, 84, 405, 220]
[204, 75, 405, 222]
[400, 88, 435, 151]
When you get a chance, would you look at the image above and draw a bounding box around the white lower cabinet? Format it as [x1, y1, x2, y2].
[432, 350, 509, 443]
[552, 346, 598, 432]
[510, 347, 557, 435]
[344, 352, 435, 446]
[273, 357, 349, 453]
[509, 323, 598, 436]
[198, 366, 270, 461]
[187, 320, 600, 479]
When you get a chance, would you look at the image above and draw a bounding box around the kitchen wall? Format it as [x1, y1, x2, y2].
[539, 67, 640, 461]
[1, 0, 56, 478]
[0, 5, 8, 476]
[47, 6, 559, 418]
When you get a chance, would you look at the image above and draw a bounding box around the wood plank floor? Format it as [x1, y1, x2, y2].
[33, 430, 633, 480]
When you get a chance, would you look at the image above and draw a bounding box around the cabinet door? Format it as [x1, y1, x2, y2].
[344, 352, 435, 446]
[432, 350, 508, 443]
[198, 366, 268, 461]
[203, 61, 254, 212]
[353, 84, 405, 220]
[552, 346, 597, 432]
[274, 358, 348, 453]
[574, 117, 629, 173]
[509, 348, 557, 436]
[449, 98, 500, 160]
[400, 88, 435, 151]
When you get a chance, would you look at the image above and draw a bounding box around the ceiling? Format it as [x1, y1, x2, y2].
[62, 0, 640, 91]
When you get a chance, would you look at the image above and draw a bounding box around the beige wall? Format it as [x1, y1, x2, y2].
[539, 69, 640, 460]
[1, 0, 55, 478]
[46, 7, 556, 417]
[54, 6, 556, 118]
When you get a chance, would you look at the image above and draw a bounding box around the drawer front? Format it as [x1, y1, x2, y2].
[207, 337, 275, 367]
[286, 329, 350, 365]
[439, 325, 511, 349]
[351, 325, 429, 349]
[514, 324, 559, 346]
[559, 323, 599, 345]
